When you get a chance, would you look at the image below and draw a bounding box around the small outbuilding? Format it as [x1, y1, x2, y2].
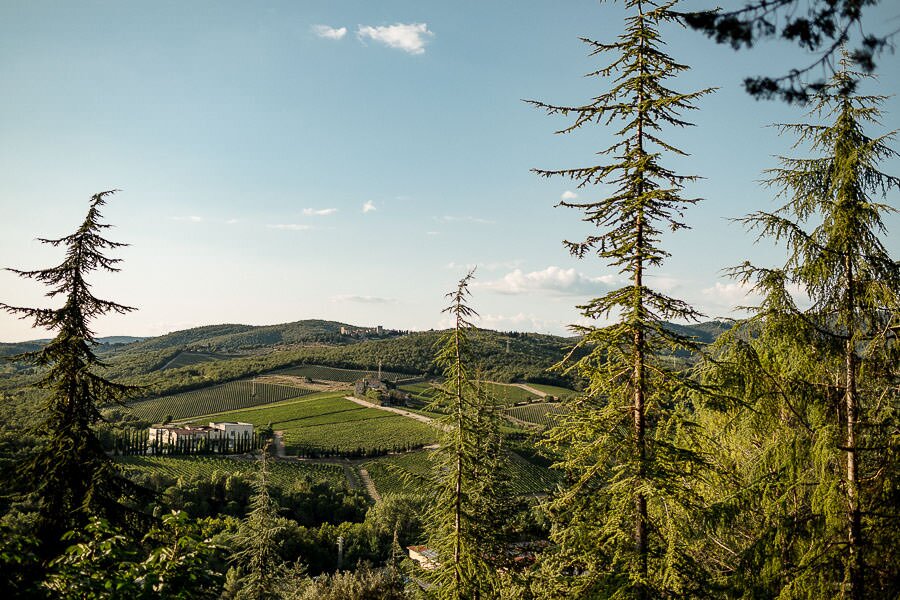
[407, 545, 439, 570]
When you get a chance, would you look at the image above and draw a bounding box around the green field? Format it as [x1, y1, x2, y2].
[363, 449, 561, 497]
[363, 451, 433, 496]
[524, 383, 578, 401]
[401, 381, 541, 408]
[195, 393, 439, 456]
[480, 382, 540, 406]
[274, 364, 411, 383]
[116, 454, 347, 489]
[398, 382, 438, 406]
[504, 402, 569, 428]
[128, 380, 315, 423]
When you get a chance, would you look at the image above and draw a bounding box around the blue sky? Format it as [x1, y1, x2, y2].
[1, 0, 898, 342]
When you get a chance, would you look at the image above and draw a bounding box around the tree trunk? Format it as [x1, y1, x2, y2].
[454, 310, 463, 597]
[844, 256, 863, 600]
[633, 5, 649, 596]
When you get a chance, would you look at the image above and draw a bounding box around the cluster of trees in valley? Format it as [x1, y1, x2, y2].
[0, 1, 898, 598]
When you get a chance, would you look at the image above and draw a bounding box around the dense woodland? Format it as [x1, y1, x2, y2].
[1, 0, 898, 598]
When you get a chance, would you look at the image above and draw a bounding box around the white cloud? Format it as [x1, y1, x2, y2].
[267, 223, 312, 231]
[701, 282, 755, 306]
[172, 216, 204, 223]
[646, 274, 683, 293]
[225, 218, 240, 225]
[561, 190, 578, 201]
[332, 294, 396, 304]
[478, 266, 617, 296]
[302, 208, 337, 216]
[357, 23, 433, 55]
[312, 25, 347, 40]
[362, 201, 376, 213]
[426, 231, 440, 236]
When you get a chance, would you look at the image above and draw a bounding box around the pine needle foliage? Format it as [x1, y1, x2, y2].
[228, 445, 292, 600]
[527, 1, 714, 597]
[697, 59, 900, 598]
[424, 269, 512, 600]
[0, 190, 145, 550]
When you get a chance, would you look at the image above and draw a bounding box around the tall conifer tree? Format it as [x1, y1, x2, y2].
[528, 1, 713, 597]
[699, 59, 900, 598]
[0, 190, 144, 551]
[425, 270, 510, 599]
[228, 445, 292, 600]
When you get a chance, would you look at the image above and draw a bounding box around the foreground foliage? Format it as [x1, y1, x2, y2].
[697, 60, 900, 599]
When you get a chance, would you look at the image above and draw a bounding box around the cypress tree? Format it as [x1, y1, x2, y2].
[527, 1, 713, 597]
[699, 58, 900, 598]
[0, 190, 145, 551]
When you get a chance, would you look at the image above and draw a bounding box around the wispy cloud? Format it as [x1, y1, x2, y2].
[700, 282, 756, 313]
[267, 223, 312, 231]
[478, 266, 617, 296]
[438, 215, 494, 225]
[357, 23, 433, 55]
[225, 218, 240, 225]
[312, 25, 347, 40]
[362, 201, 376, 213]
[302, 208, 337, 216]
[172, 216, 204, 223]
[561, 190, 578, 201]
[332, 294, 396, 304]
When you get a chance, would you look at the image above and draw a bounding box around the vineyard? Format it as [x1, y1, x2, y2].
[274, 364, 411, 383]
[200, 394, 439, 457]
[363, 449, 561, 497]
[116, 454, 348, 489]
[399, 381, 551, 409]
[504, 402, 569, 428]
[480, 382, 540, 406]
[524, 383, 578, 401]
[362, 451, 432, 496]
[128, 380, 315, 423]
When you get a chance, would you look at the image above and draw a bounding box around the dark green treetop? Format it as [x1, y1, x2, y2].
[683, 0, 891, 102]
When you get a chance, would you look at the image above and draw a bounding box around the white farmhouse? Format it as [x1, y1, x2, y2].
[208, 421, 254, 439]
[148, 422, 254, 450]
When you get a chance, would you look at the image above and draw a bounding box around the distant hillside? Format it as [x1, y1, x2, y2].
[0, 342, 43, 358]
[664, 320, 732, 345]
[97, 336, 147, 345]
[2, 319, 733, 396]
[116, 319, 371, 355]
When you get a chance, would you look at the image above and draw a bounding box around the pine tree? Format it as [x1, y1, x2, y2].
[527, 1, 713, 597]
[228, 445, 291, 600]
[0, 190, 144, 551]
[425, 270, 511, 599]
[699, 58, 900, 598]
